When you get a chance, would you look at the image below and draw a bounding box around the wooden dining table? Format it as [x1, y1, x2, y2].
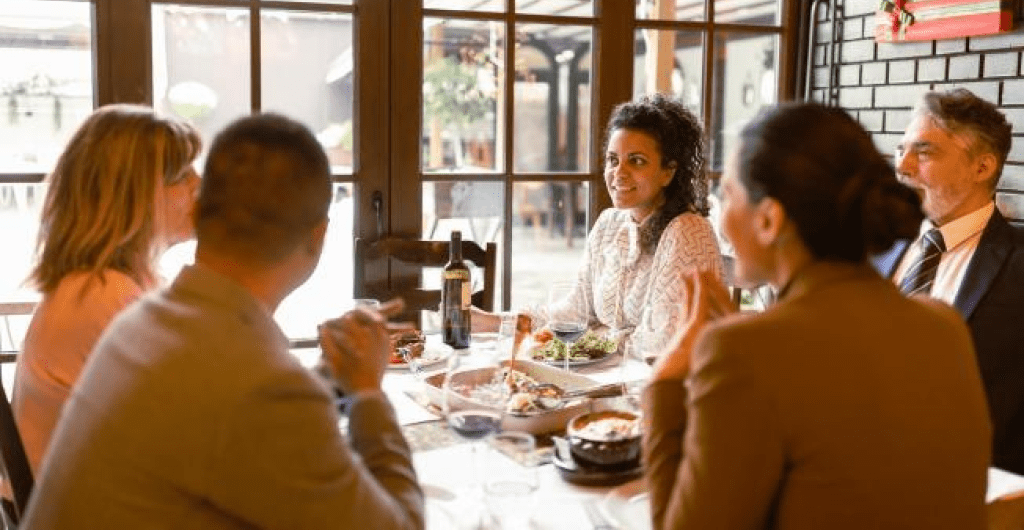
[293, 338, 1024, 530]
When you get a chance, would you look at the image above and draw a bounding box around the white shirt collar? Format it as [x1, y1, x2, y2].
[921, 201, 995, 252]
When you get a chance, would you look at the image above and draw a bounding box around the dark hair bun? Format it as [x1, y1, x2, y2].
[739, 102, 924, 262]
[838, 160, 923, 254]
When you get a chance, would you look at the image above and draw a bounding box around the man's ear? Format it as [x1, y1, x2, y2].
[754, 197, 786, 247]
[973, 151, 999, 188]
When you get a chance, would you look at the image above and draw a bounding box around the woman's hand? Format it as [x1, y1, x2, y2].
[318, 298, 412, 394]
[652, 270, 737, 382]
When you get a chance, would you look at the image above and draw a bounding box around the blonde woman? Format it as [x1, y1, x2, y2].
[12, 104, 201, 473]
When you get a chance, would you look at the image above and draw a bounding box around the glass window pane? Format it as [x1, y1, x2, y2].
[152, 5, 250, 164]
[516, 0, 593, 16]
[422, 18, 505, 174]
[637, 0, 705, 22]
[0, 183, 45, 309]
[710, 32, 778, 170]
[422, 180, 504, 329]
[276, 184, 354, 339]
[632, 29, 704, 118]
[715, 0, 780, 25]
[261, 11, 354, 174]
[514, 24, 593, 173]
[425, 0, 505, 12]
[510, 181, 587, 309]
[0, 1, 92, 174]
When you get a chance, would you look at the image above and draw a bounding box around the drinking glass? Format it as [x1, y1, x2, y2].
[619, 342, 653, 416]
[441, 352, 508, 528]
[547, 281, 587, 372]
[495, 312, 518, 360]
[484, 431, 538, 529]
[352, 298, 381, 310]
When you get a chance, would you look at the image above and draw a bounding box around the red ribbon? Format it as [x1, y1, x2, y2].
[888, 0, 913, 34]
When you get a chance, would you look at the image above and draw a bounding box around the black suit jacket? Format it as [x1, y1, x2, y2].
[874, 209, 1024, 474]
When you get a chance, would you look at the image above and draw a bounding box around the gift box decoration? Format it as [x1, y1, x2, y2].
[875, 0, 1015, 42]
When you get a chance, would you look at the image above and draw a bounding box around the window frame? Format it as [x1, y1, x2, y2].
[1, 0, 800, 317]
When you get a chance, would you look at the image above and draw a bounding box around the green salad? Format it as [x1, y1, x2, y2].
[530, 330, 617, 363]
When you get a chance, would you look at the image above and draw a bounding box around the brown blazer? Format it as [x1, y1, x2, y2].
[642, 262, 991, 530]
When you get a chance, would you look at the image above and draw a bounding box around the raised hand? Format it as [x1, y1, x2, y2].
[318, 298, 413, 394]
[652, 270, 737, 382]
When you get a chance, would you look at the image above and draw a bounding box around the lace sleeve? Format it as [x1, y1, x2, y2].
[625, 214, 724, 359]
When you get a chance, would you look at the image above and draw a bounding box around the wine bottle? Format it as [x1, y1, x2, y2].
[442, 231, 472, 349]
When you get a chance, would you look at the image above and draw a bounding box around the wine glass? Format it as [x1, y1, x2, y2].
[441, 351, 508, 528]
[547, 281, 587, 372]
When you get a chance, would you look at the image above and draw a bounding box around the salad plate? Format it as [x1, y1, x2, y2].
[528, 330, 618, 367]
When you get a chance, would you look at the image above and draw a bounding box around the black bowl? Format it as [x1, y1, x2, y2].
[566, 410, 641, 468]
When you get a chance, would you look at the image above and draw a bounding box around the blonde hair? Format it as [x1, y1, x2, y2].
[31, 104, 202, 293]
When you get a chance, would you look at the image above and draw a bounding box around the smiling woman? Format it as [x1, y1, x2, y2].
[485, 94, 724, 362]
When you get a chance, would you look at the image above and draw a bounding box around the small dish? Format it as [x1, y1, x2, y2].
[387, 340, 453, 371]
[551, 437, 642, 487]
[566, 409, 641, 467]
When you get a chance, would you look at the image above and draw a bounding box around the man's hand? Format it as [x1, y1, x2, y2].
[318, 299, 413, 395]
[652, 270, 737, 382]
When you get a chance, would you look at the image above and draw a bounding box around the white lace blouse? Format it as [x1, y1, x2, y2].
[534, 208, 724, 359]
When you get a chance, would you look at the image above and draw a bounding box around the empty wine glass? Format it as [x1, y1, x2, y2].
[484, 431, 538, 529]
[441, 351, 508, 528]
[547, 281, 587, 372]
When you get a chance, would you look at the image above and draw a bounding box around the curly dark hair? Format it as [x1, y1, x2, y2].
[738, 102, 923, 262]
[604, 93, 709, 251]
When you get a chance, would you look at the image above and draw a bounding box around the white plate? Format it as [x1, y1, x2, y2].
[600, 478, 651, 530]
[387, 339, 454, 371]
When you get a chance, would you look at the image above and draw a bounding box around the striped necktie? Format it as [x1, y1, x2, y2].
[899, 228, 946, 297]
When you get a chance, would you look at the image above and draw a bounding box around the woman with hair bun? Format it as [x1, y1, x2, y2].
[642, 102, 991, 529]
[13, 104, 202, 473]
[476, 93, 724, 359]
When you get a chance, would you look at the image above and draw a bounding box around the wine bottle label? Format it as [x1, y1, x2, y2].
[461, 282, 471, 309]
[443, 270, 470, 281]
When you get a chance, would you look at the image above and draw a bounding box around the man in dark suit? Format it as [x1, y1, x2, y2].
[875, 88, 1024, 475]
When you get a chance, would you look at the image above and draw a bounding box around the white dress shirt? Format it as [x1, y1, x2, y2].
[893, 202, 995, 305]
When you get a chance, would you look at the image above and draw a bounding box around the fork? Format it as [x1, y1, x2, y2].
[582, 500, 617, 530]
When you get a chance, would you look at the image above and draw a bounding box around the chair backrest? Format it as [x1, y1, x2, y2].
[354, 237, 497, 323]
[0, 302, 36, 362]
[0, 382, 32, 526]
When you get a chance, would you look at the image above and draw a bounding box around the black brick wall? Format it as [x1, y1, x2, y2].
[810, 0, 1024, 222]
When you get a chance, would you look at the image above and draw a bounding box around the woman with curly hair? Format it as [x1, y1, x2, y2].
[477, 93, 724, 360]
[13, 104, 202, 473]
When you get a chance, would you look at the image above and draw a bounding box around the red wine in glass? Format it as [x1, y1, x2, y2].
[448, 410, 502, 440]
[550, 322, 586, 344]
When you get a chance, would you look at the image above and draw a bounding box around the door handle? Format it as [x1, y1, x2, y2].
[371, 190, 384, 240]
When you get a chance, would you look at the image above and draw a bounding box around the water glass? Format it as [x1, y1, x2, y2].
[495, 312, 518, 359]
[484, 431, 539, 529]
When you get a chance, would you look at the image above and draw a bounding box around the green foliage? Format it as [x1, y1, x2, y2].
[423, 57, 494, 129]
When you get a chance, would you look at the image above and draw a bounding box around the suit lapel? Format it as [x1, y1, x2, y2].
[871, 240, 910, 279]
[954, 210, 1012, 320]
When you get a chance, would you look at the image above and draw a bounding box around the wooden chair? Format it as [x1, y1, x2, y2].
[354, 237, 497, 324]
[0, 379, 32, 528]
[0, 302, 36, 363]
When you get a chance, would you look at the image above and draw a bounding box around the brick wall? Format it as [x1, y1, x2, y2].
[809, 0, 1024, 222]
